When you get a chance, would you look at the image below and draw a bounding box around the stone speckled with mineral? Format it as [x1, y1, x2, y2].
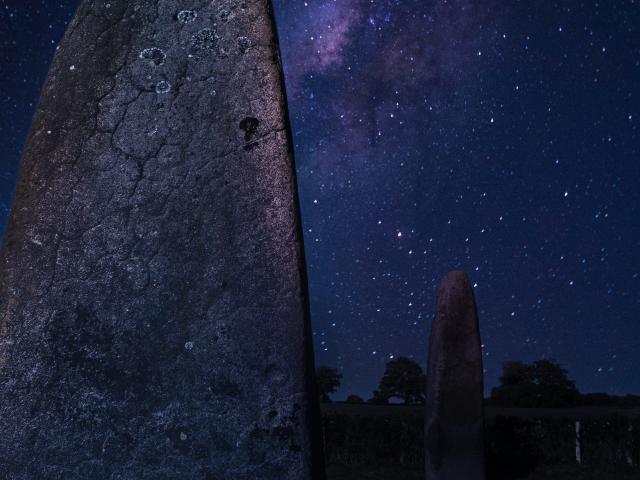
[0, 1, 323, 478]
[425, 271, 485, 480]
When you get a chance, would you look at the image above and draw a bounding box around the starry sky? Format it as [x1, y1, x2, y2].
[1, 0, 639, 400]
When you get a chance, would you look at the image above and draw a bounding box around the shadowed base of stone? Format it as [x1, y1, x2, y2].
[326, 464, 423, 480]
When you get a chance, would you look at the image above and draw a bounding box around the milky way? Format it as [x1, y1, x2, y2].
[1, 0, 640, 400]
[272, 0, 640, 399]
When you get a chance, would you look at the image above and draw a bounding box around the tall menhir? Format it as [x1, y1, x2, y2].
[425, 271, 485, 480]
[0, 1, 323, 478]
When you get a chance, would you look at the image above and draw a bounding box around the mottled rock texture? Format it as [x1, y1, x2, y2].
[0, 1, 323, 479]
[425, 271, 485, 480]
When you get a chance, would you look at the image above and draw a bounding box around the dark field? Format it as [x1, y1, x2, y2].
[326, 464, 423, 480]
[321, 403, 640, 480]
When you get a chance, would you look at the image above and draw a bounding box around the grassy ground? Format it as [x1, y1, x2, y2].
[326, 463, 639, 480]
[326, 464, 422, 480]
[321, 403, 640, 479]
[525, 464, 639, 480]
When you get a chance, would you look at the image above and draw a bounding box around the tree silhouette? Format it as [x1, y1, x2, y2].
[346, 394, 364, 404]
[490, 359, 579, 408]
[316, 366, 342, 402]
[375, 357, 426, 405]
[367, 390, 389, 404]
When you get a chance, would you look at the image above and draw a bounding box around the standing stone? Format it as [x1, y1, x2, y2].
[0, 1, 324, 479]
[425, 271, 485, 480]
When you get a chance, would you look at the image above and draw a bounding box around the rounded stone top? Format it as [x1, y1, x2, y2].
[437, 270, 472, 298]
[440, 270, 469, 285]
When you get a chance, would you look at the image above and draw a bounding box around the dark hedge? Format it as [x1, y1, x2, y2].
[321, 404, 640, 480]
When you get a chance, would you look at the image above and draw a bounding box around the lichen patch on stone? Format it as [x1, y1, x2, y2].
[237, 36, 252, 54]
[139, 47, 166, 66]
[177, 10, 197, 23]
[190, 28, 217, 55]
[155, 80, 171, 94]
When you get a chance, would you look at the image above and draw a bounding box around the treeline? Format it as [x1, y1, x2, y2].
[316, 357, 425, 405]
[317, 357, 640, 408]
[486, 359, 640, 408]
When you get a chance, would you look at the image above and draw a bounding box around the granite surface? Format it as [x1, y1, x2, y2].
[0, 1, 323, 478]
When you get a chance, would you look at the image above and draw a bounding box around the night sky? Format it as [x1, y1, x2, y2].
[1, 1, 639, 400]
